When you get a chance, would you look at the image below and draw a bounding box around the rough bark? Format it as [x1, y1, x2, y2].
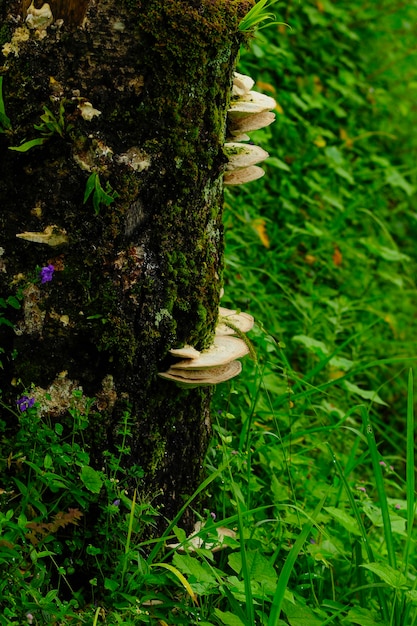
[0, 0, 251, 528]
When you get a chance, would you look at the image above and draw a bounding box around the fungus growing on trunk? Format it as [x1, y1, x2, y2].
[159, 361, 242, 387]
[224, 72, 277, 185]
[224, 142, 269, 170]
[224, 165, 265, 185]
[160, 309, 254, 386]
[216, 306, 254, 335]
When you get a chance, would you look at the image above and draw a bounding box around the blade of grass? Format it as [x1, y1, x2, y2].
[267, 493, 327, 626]
[360, 406, 396, 570]
[401, 369, 416, 626]
[147, 458, 232, 563]
[326, 443, 390, 624]
[404, 368, 415, 570]
[230, 470, 255, 626]
[121, 487, 137, 588]
[152, 562, 198, 605]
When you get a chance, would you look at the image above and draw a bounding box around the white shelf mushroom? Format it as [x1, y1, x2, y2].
[159, 361, 242, 387]
[224, 165, 265, 185]
[224, 142, 269, 171]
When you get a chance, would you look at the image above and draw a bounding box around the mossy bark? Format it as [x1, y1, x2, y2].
[0, 0, 251, 528]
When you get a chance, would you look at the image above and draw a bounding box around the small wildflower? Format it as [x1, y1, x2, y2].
[26, 614, 34, 625]
[357, 486, 367, 493]
[112, 499, 120, 507]
[389, 465, 394, 471]
[40, 264, 55, 284]
[379, 460, 387, 467]
[309, 538, 316, 544]
[210, 511, 216, 520]
[17, 396, 35, 412]
[395, 503, 401, 510]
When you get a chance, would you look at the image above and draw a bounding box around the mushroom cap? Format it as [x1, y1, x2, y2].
[224, 143, 269, 170]
[169, 345, 201, 359]
[216, 307, 254, 335]
[170, 336, 249, 370]
[229, 111, 276, 133]
[224, 166, 265, 185]
[229, 91, 277, 116]
[232, 72, 255, 97]
[159, 360, 242, 386]
[228, 132, 251, 142]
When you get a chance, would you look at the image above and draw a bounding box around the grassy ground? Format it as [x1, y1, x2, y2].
[2, 0, 417, 624]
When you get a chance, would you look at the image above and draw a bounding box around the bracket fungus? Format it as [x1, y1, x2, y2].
[159, 361, 242, 387]
[232, 72, 255, 98]
[224, 72, 277, 186]
[224, 165, 265, 185]
[224, 142, 269, 171]
[216, 306, 254, 335]
[159, 308, 254, 387]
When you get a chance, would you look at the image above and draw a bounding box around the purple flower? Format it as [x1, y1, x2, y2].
[17, 396, 35, 412]
[26, 615, 34, 625]
[112, 499, 120, 507]
[210, 512, 216, 521]
[40, 264, 55, 284]
[379, 461, 387, 467]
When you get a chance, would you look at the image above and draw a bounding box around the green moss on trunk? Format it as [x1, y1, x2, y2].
[0, 0, 251, 532]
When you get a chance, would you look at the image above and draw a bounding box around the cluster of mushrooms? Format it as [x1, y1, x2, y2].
[159, 307, 254, 387]
[224, 72, 277, 185]
[159, 72, 276, 387]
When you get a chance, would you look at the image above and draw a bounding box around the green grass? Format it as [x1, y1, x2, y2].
[2, 0, 417, 623]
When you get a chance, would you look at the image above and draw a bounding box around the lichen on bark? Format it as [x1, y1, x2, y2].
[0, 0, 252, 529]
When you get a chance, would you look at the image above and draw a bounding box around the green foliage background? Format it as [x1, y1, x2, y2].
[223, 0, 417, 447]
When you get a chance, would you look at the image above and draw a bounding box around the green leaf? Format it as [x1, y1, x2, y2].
[6, 295, 21, 309]
[361, 562, 408, 590]
[324, 506, 361, 536]
[83, 172, 97, 204]
[9, 137, 48, 152]
[292, 334, 329, 357]
[43, 454, 53, 470]
[343, 380, 388, 406]
[386, 168, 414, 196]
[362, 502, 406, 536]
[267, 157, 291, 172]
[281, 599, 324, 626]
[173, 553, 217, 585]
[104, 577, 119, 592]
[228, 550, 277, 593]
[360, 238, 410, 262]
[345, 607, 384, 626]
[214, 609, 246, 626]
[0, 77, 11, 131]
[80, 465, 103, 493]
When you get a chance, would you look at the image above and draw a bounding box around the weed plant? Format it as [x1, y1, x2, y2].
[2, 0, 417, 624]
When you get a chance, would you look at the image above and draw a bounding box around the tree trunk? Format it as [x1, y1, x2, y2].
[0, 0, 250, 531]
